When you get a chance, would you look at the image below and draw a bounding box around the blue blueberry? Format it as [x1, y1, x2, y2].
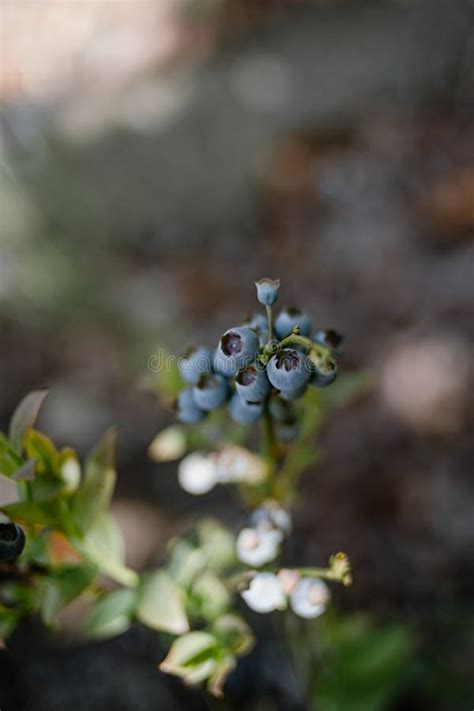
[310, 358, 338, 388]
[179, 346, 213, 385]
[279, 384, 309, 401]
[193, 373, 229, 411]
[275, 420, 301, 442]
[236, 363, 271, 403]
[274, 307, 312, 339]
[175, 387, 206, 424]
[255, 278, 280, 306]
[313, 329, 344, 359]
[229, 393, 263, 424]
[268, 396, 299, 439]
[266, 348, 311, 392]
[268, 396, 295, 423]
[0, 523, 25, 561]
[247, 313, 269, 346]
[214, 327, 260, 377]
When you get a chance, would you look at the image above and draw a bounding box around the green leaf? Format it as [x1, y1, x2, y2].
[0, 603, 20, 645]
[159, 630, 235, 695]
[213, 614, 255, 656]
[137, 570, 189, 635]
[313, 613, 415, 711]
[24, 429, 59, 476]
[20, 527, 48, 566]
[0, 473, 20, 507]
[159, 631, 218, 680]
[40, 563, 98, 626]
[0, 433, 25, 477]
[9, 390, 48, 454]
[86, 588, 137, 639]
[72, 429, 116, 533]
[208, 655, 236, 698]
[168, 539, 206, 587]
[3, 499, 64, 527]
[79, 512, 138, 588]
[1, 581, 38, 613]
[197, 519, 236, 571]
[29, 475, 65, 503]
[190, 572, 230, 621]
[12, 460, 36, 482]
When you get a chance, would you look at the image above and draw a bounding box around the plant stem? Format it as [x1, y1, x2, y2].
[262, 333, 330, 362]
[279, 333, 313, 350]
[265, 304, 274, 342]
[261, 399, 278, 496]
[279, 333, 330, 356]
[294, 566, 348, 584]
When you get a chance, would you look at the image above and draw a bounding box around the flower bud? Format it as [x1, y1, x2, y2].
[290, 578, 330, 618]
[236, 526, 282, 567]
[277, 568, 300, 595]
[178, 452, 217, 495]
[241, 572, 286, 613]
[214, 445, 265, 485]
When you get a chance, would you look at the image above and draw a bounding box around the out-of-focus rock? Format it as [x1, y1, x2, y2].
[418, 166, 474, 241]
[111, 499, 169, 570]
[380, 336, 472, 434]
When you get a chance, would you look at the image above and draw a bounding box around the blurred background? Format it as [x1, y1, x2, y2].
[1, 0, 473, 709]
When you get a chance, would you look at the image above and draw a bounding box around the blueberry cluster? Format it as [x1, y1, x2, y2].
[176, 279, 342, 429]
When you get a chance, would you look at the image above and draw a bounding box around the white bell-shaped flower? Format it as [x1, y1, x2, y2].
[251, 501, 292, 537]
[178, 452, 217, 495]
[277, 568, 300, 595]
[214, 445, 265, 485]
[269, 505, 292, 536]
[290, 578, 330, 619]
[241, 572, 287, 613]
[236, 526, 282, 567]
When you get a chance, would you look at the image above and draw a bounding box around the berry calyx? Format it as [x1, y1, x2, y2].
[214, 327, 260, 377]
[255, 278, 280, 306]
